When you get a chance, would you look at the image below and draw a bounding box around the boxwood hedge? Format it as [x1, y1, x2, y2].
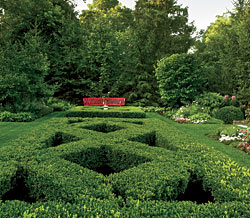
[0, 107, 250, 217]
[65, 106, 146, 118]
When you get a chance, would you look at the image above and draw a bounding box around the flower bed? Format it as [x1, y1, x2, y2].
[211, 126, 250, 155]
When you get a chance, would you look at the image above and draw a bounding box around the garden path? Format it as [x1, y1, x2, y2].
[0, 112, 64, 148]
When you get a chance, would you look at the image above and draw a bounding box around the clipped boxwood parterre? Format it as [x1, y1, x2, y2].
[65, 106, 146, 118]
[0, 107, 250, 217]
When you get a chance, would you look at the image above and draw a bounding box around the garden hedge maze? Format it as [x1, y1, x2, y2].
[0, 107, 250, 217]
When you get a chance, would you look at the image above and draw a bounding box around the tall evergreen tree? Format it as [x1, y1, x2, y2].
[130, 0, 195, 105]
[0, 0, 86, 104]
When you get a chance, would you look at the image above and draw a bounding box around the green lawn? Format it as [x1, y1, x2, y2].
[0, 112, 65, 148]
[147, 112, 250, 169]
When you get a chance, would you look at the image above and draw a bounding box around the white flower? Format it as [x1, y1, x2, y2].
[219, 134, 242, 142]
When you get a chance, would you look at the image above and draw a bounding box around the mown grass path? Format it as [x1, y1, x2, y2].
[0, 112, 64, 148]
[147, 112, 250, 169]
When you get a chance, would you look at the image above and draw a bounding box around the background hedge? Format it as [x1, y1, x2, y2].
[65, 106, 146, 118]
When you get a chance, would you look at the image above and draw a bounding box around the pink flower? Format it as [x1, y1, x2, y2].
[224, 95, 229, 101]
[242, 105, 246, 108]
[231, 96, 236, 100]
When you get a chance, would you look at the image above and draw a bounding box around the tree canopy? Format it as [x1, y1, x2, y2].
[195, 0, 250, 102]
[0, 0, 249, 110]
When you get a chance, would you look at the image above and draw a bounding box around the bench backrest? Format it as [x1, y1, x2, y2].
[83, 98, 125, 106]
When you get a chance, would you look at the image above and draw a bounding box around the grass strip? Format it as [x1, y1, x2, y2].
[0, 112, 65, 148]
[147, 112, 250, 169]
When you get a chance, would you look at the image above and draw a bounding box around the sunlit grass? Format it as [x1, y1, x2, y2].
[0, 112, 64, 148]
[147, 112, 250, 169]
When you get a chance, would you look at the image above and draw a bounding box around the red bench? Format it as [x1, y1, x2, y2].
[83, 98, 125, 106]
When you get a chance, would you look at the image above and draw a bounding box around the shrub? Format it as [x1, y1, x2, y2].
[237, 128, 250, 154]
[48, 98, 73, 111]
[215, 106, 244, 124]
[155, 53, 206, 108]
[195, 92, 225, 114]
[173, 105, 211, 124]
[174, 104, 202, 119]
[189, 113, 211, 123]
[215, 126, 242, 145]
[223, 95, 241, 107]
[238, 142, 250, 154]
[216, 126, 240, 137]
[24, 102, 53, 118]
[141, 107, 176, 118]
[0, 111, 35, 122]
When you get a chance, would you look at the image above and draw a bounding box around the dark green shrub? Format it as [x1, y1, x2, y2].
[25, 102, 53, 118]
[51, 102, 71, 111]
[0, 111, 35, 122]
[48, 98, 73, 111]
[215, 106, 244, 124]
[0, 40, 53, 112]
[155, 53, 206, 108]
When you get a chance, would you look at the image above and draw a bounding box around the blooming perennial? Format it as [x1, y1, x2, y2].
[174, 117, 190, 123]
[218, 128, 250, 154]
[173, 116, 207, 124]
[238, 129, 250, 154]
[219, 134, 242, 142]
[224, 95, 229, 101]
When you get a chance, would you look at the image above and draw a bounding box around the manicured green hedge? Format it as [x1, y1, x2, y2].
[65, 106, 146, 118]
[0, 161, 18, 199]
[1, 110, 250, 217]
[1, 199, 250, 218]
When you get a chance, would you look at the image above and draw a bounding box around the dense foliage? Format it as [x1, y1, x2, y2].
[0, 0, 195, 109]
[0, 107, 250, 217]
[128, 0, 195, 105]
[0, 0, 249, 113]
[215, 106, 244, 124]
[195, 0, 250, 102]
[194, 92, 225, 113]
[0, 38, 51, 113]
[155, 53, 206, 108]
